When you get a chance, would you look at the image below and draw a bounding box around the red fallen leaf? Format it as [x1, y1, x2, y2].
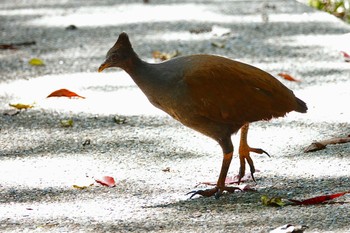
[278, 73, 301, 82]
[340, 51, 350, 62]
[288, 191, 350, 205]
[95, 176, 116, 187]
[47, 88, 85, 99]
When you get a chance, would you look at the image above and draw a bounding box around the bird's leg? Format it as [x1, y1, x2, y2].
[238, 123, 270, 184]
[188, 151, 240, 199]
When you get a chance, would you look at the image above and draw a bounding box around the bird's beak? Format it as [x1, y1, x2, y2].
[98, 62, 109, 72]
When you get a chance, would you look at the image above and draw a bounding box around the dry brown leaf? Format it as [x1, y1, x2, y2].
[152, 50, 180, 61]
[0, 41, 35, 50]
[304, 135, 350, 152]
[0, 44, 16, 50]
[3, 109, 20, 116]
[211, 41, 225, 48]
[189, 27, 212, 34]
[72, 184, 89, 190]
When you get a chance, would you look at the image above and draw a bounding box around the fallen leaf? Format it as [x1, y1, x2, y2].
[340, 51, 350, 62]
[60, 119, 74, 127]
[114, 115, 126, 124]
[278, 73, 301, 82]
[261, 195, 286, 207]
[0, 44, 17, 50]
[270, 224, 308, 233]
[211, 25, 231, 37]
[82, 139, 91, 146]
[162, 167, 171, 172]
[237, 184, 256, 192]
[152, 50, 180, 61]
[189, 26, 212, 34]
[47, 88, 85, 99]
[211, 41, 225, 48]
[3, 109, 20, 116]
[288, 191, 350, 205]
[65, 25, 78, 30]
[29, 58, 45, 66]
[72, 184, 89, 190]
[304, 135, 350, 153]
[9, 103, 34, 110]
[0, 41, 35, 50]
[304, 142, 326, 152]
[95, 176, 116, 187]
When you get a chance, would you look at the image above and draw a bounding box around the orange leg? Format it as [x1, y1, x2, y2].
[188, 151, 240, 199]
[238, 123, 270, 183]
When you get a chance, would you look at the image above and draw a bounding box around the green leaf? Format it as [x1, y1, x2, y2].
[60, 119, 74, 127]
[261, 195, 286, 207]
[9, 103, 34, 110]
[114, 115, 126, 124]
[29, 58, 45, 66]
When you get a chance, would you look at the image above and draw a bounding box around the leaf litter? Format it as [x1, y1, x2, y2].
[95, 176, 116, 187]
[29, 58, 45, 66]
[278, 72, 301, 82]
[262, 191, 350, 207]
[304, 135, 350, 152]
[47, 88, 85, 99]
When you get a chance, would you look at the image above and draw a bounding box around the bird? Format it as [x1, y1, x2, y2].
[98, 32, 307, 199]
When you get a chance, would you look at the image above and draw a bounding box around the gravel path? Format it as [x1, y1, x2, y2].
[1, 0, 350, 232]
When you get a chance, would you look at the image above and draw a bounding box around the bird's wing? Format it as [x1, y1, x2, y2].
[182, 56, 297, 125]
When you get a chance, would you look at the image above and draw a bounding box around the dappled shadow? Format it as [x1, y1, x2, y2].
[0, 110, 174, 156]
[1, 0, 349, 84]
[0, 175, 349, 232]
[1, 108, 348, 160]
[0, 187, 90, 204]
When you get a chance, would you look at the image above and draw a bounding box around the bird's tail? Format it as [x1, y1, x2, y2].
[295, 97, 308, 113]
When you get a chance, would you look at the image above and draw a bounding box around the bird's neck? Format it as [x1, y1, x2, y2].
[122, 53, 163, 92]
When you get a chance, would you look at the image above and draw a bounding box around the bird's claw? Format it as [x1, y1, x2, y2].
[250, 148, 270, 157]
[238, 147, 270, 184]
[187, 187, 219, 199]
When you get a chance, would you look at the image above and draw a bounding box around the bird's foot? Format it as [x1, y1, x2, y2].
[187, 186, 240, 199]
[238, 147, 270, 184]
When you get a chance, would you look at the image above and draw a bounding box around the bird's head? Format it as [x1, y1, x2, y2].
[98, 32, 134, 72]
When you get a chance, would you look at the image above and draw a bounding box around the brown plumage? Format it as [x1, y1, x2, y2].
[99, 32, 307, 199]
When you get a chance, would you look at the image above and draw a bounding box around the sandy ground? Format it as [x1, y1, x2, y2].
[1, 0, 350, 232]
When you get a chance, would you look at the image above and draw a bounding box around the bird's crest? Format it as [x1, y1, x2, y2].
[106, 32, 132, 58]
